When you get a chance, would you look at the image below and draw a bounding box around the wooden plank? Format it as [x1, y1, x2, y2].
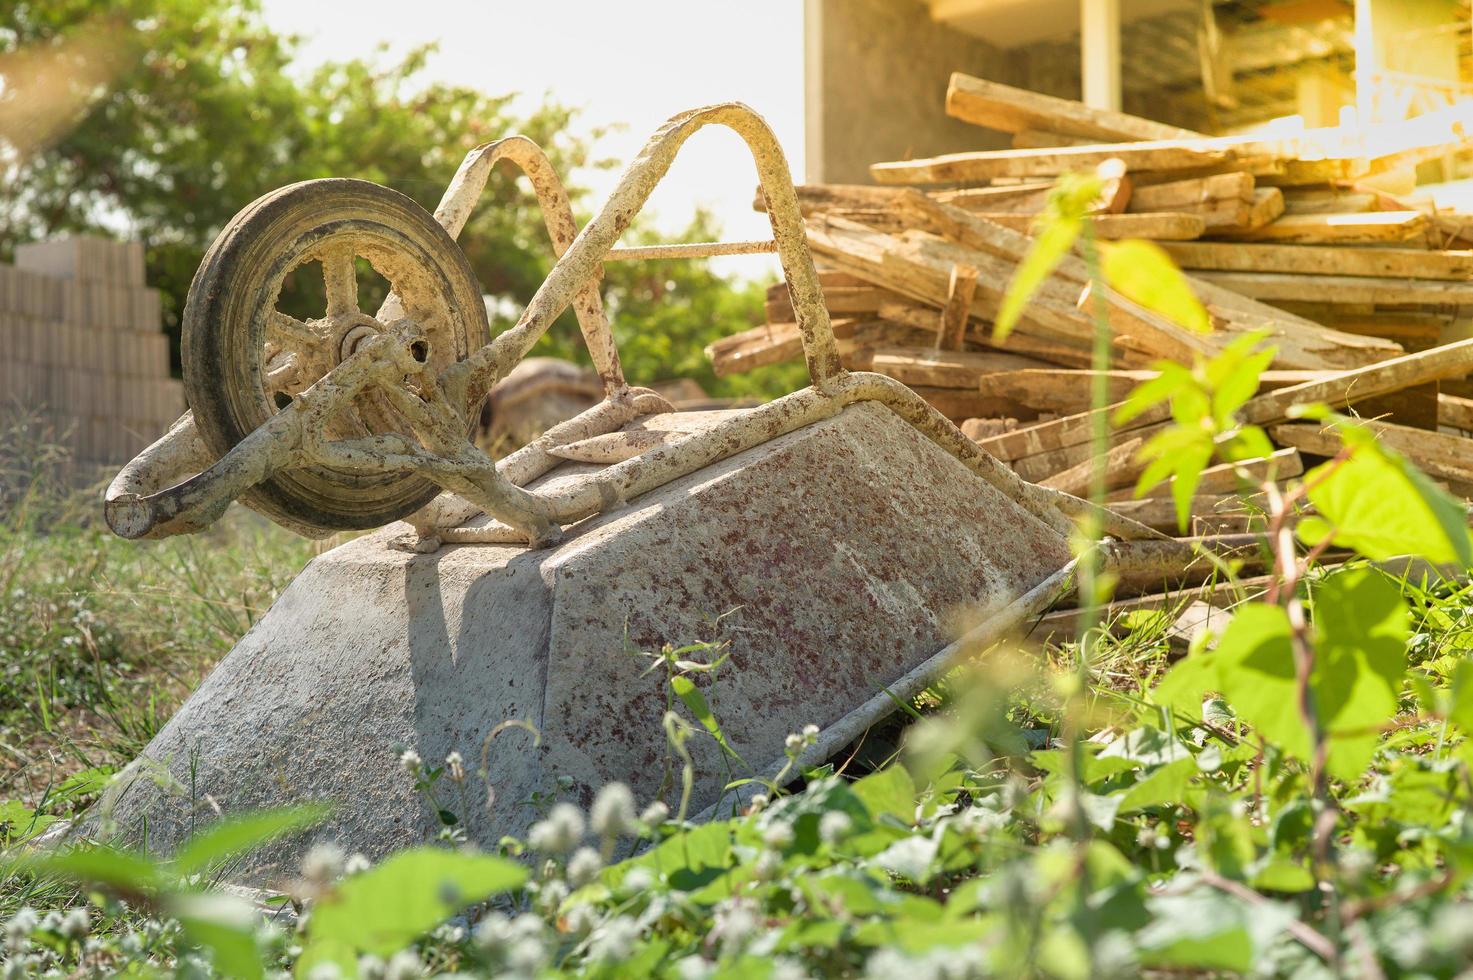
[1188, 271, 1473, 306]
[1105, 494, 1266, 535]
[1128, 172, 1254, 211]
[870, 140, 1240, 184]
[893, 188, 1395, 370]
[1216, 210, 1430, 245]
[756, 183, 905, 216]
[1159, 241, 1473, 281]
[977, 368, 1325, 416]
[1271, 421, 1473, 485]
[977, 338, 1473, 461]
[764, 284, 901, 323]
[934, 173, 1129, 215]
[869, 346, 1056, 388]
[1440, 393, 1473, 432]
[1011, 129, 1097, 149]
[966, 211, 1206, 240]
[877, 301, 1100, 369]
[944, 71, 1200, 143]
[1207, 187, 1285, 233]
[1281, 191, 1378, 215]
[1104, 449, 1304, 501]
[913, 386, 1033, 422]
[936, 264, 979, 350]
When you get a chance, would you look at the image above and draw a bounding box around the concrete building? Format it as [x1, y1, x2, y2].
[805, 0, 1470, 184]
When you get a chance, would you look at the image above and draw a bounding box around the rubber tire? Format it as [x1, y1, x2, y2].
[182, 178, 489, 533]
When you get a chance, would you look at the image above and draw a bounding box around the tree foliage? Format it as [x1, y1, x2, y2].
[0, 0, 784, 396]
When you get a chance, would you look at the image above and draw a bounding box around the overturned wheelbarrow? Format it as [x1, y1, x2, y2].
[94, 103, 1156, 877]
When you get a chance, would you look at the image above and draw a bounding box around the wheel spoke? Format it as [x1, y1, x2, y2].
[322, 247, 359, 317]
[265, 353, 301, 393]
[267, 310, 317, 351]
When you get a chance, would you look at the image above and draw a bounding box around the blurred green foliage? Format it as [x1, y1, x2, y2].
[0, 0, 796, 398]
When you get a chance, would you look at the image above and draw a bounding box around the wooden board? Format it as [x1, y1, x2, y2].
[945, 72, 1200, 143]
[1216, 210, 1430, 245]
[977, 368, 1325, 417]
[977, 338, 1473, 462]
[965, 211, 1206, 240]
[1188, 271, 1473, 306]
[1271, 421, 1473, 486]
[870, 140, 1240, 184]
[1128, 172, 1254, 211]
[869, 346, 1056, 388]
[1159, 241, 1473, 281]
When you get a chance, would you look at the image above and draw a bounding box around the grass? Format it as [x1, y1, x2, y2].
[0, 411, 314, 814]
[10, 409, 1473, 977]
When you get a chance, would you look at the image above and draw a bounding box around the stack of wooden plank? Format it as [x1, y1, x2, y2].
[708, 73, 1473, 532]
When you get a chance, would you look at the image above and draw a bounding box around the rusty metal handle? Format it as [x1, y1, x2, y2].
[450, 102, 841, 402]
[431, 135, 625, 393]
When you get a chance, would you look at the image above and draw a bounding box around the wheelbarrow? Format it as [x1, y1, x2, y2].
[94, 103, 1161, 873]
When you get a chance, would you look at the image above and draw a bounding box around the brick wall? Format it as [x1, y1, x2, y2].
[0, 236, 183, 468]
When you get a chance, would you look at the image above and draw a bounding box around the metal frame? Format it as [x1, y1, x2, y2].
[105, 102, 1161, 551]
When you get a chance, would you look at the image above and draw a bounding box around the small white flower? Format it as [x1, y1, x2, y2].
[784, 733, 803, 752]
[306, 964, 343, 980]
[537, 879, 569, 913]
[563, 903, 599, 936]
[802, 724, 820, 739]
[761, 823, 794, 849]
[506, 936, 546, 973]
[819, 811, 852, 845]
[344, 852, 372, 875]
[300, 842, 346, 884]
[357, 954, 387, 980]
[473, 912, 512, 952]
[445, 751, 465, 782]
[640, 800, 670, 827]
[587, 916, 640, 963]
[4, 908, 38, 951]
[747, 793, 769, 813]
[399, 748, 422, 773]
[753, 849, 783, 881]
[528, 802, 585, 855]
[58, 908, 89, 941]
[567, 846, 604, 887]
[709, 898, 759, 952]
[590, 783, 637, 840]
[622, 867, 656, 894]
[383, 949, 423, 980]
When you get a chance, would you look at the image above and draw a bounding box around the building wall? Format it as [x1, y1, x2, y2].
[804, 0, 1024, 184]
[0, 237, 183, 471]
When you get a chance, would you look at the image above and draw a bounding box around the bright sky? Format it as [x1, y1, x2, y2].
[255, 0, 805, 277]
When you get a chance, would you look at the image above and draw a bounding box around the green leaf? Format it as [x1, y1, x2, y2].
[168, 892, 265, 980]
[1211, 604, 1307, 760]
[1302, 433, 1473, 566]
[670, 675, 744, 763]
[851, 765, 916, 823]
[20, 845, 165, 895]
[298, 847, 527, 973]
[1115, 362, 1192, 426]
[1117, 758, 1194, 813]
[1310, 569, 1408, 781]
[1098, 239, 1211, 334]
[996, 212, 1082, 341]
[173, 806, 330, 876]
[1138, 889, 1297, 971]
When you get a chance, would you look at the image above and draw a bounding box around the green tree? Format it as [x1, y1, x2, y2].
[0, 0, 787, 397]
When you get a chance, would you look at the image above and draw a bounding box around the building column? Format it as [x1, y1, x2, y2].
[1081, 0, 1122, 111]
[1354, 0, 1461, 123]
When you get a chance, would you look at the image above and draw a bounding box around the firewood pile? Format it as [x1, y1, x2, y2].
[710, 72, 1473, 535]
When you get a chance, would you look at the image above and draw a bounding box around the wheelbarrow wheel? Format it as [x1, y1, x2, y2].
[182, 178, 490, 534]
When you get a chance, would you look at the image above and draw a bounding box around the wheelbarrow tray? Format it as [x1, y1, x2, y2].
[92, 402, 1075, 878]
